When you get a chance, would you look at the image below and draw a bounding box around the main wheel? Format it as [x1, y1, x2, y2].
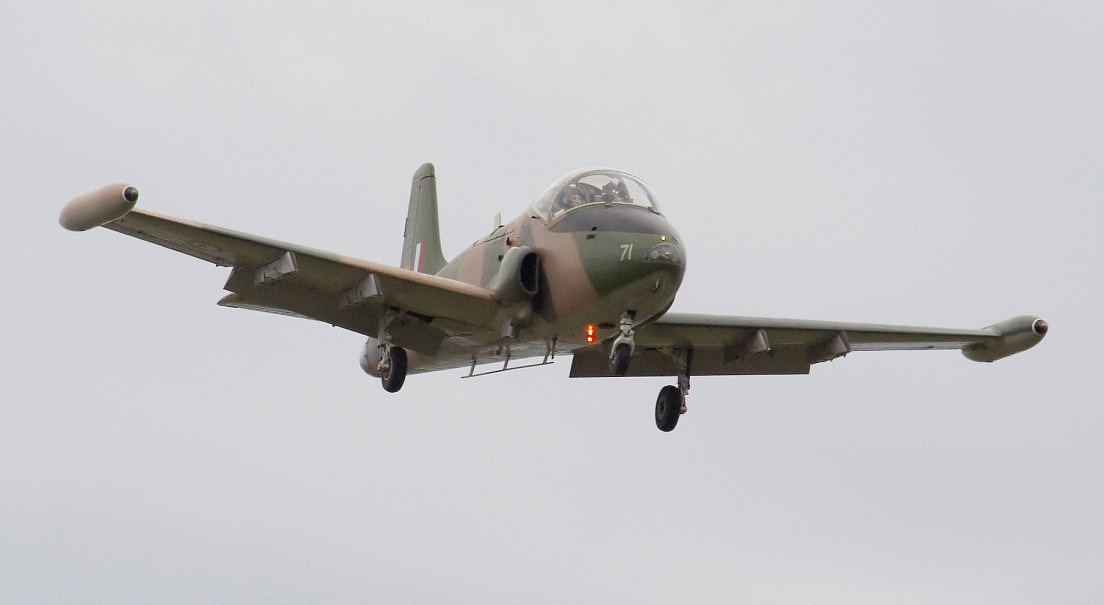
[609, 343, 631, 376]
[381, 346, 407, 393]
[655, 385, 681, 432]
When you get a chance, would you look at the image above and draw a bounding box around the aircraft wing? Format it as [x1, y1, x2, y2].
[60, 186, 497, 356]
[569, 312, 1048, 377]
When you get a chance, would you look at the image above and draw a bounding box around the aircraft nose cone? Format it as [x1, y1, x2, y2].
[642, 242, 683, 266]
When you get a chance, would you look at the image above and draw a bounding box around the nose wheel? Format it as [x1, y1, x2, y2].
[610, 343, 631, 376]
[608, 312, 636, 376]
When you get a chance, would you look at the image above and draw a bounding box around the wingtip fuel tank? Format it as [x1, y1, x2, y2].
[59, 183, 138, 231]
[962, 315, 1049, 362]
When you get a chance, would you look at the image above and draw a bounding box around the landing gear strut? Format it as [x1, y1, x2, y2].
[655, 348, 691, 432]
[609, 312, 635, 376]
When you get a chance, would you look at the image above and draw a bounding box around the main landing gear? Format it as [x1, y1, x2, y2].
[377, 310, 408, 393]
[655, 348, 691, 432]
[380, 345, 407, 392]
[655, 386, 681, 431]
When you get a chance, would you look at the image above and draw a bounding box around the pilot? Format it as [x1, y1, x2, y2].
[600, 180, 630, 203]
[555, 185, 587, 214]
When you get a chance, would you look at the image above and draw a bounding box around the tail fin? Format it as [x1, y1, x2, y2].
[400, 163, 448, 274]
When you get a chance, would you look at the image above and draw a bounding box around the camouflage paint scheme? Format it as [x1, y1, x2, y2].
[404, 165, 687, 372]
[59, 165, 1047, 431]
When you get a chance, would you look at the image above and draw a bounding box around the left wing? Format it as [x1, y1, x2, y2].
[570, 313, 1048, 377]
[60, 184, 498, 356]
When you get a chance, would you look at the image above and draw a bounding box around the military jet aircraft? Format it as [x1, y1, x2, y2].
[60, 164, 1047, 431]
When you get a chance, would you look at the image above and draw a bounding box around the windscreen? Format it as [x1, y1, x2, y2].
[531, 170, 662, 220]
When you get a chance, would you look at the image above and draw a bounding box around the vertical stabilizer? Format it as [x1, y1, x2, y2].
[400, 163, 448, 274]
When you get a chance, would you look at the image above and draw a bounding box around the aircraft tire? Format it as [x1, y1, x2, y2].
[610, 343, 631, 376]
[381, 347, 407, 393]
[655, 385, 681, 432]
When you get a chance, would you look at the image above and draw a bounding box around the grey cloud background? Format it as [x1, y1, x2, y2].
[2, 2, 1101, 603]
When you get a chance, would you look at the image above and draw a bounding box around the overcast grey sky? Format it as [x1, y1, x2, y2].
[3, 2, 1101, 603]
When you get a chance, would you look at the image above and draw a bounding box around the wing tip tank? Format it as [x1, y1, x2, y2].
[59, 183, 139, 231]
[962, 315, 1048, 362]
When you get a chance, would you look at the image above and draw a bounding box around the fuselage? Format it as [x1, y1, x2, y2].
[435, 169, 686, 349]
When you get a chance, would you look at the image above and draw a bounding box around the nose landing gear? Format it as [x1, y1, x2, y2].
[609, 312, 636, 376]
[610, 342, 631, 376]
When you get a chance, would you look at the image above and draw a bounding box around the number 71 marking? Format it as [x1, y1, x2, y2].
[619, 243, 634, 261]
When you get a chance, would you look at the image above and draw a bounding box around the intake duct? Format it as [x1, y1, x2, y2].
[491, 246, 541, 309]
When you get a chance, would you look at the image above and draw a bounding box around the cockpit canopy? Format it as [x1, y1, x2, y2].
[530, 169, 663, 221]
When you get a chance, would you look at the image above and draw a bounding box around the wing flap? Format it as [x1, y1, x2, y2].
[570, 344, 811, 377]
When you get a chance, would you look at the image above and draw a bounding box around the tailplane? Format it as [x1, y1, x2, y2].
[400, 163, 448, 274]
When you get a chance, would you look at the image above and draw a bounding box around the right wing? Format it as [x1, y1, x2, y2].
[60, 184, 499, 356]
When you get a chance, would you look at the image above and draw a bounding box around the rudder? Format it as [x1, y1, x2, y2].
[400, 163, 448, 274]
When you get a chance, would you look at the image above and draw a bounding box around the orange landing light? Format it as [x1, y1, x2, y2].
[585, 324, 596, 343]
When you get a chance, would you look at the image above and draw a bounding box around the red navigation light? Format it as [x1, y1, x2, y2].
[585, 324, 596, 344]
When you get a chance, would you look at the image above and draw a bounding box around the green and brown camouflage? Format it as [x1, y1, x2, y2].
[420, 165, 687, 347]
[59, 164, 1046, 431]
